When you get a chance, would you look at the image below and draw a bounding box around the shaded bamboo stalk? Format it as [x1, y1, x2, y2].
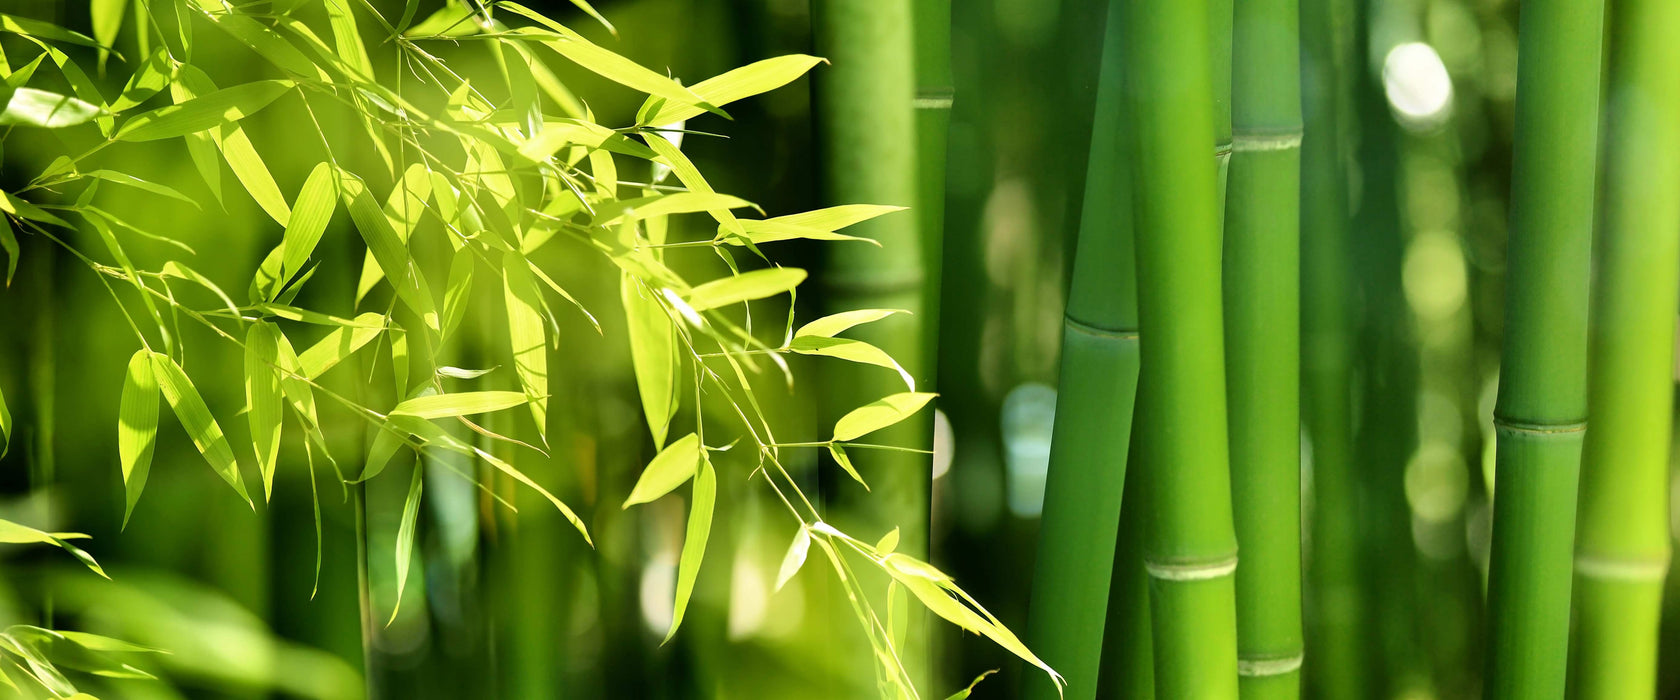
[1024, 0, 1140, 695]
[1298, 0, 1365, 693]
[912, 0, 952, 382]
[1482, 0, 1605, 695]
[1122, 0, 1240, 694]
[1570, 0, 1680, 694]
[1097, 445, 1155, 699]
[1224, 0, 1303, 692]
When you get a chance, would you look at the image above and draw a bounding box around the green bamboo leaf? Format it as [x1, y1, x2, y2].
[109, 48, 172, 112]
[169, 76, 221, 204]
[0, 87, 102, 128]
[149, 352, 251, 505]
[90, 0, 126, 69]
[114, 79, 292, 141]
[774, 526, 810, 592]
[169, 68, 290, 225]
[322, 0, 372, 79]
[664, 455, 715, 644]
[117, 350, 158, 527]
[259, 303, 384, 329]
[944, 670, 999, 700]
[355, 164, 433, 302]
[0, 191, 68, 228]
[828, 443, 867, 490]
[766, 203, 905, 231]
[0, 520, 107, 579]
[638, 54, 826, 127]
[591, 192, 755, 226]
[402, 2, 482, 38]
[790, 336, 915, 390]
[503, 21, 717, 115]
[498, 1, 614, 37]
[390, 391, 530, 419]
[193, 10, 327, 80]
[245, 322, 284, 501]
[875, 527, 900, 554]
[503, 251, 548, 434]
[622, 276, 676, 446]
[0, 15, 105, 52]
[436, 366, 496, 379]
[623, 432, 701, 508]
[685, 267, 805, 311]
[441, 251, 474, 340]
[1, 217, 17, 286]
[0, 380, 9, 459]
[796, 308, 906, 338]
[340, 169, 438, 329]
[389, 463, 422, 626]
[643, 133, 741, 233]
[159, 261, 239, 317]
[278, 162, 338, 285]
[81, 171, 197, 208]
[833, 392, 937, 442]
[727, 219, 872, 245]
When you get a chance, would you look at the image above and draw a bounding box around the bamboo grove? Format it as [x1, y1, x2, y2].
[0, 0, 1676, 697]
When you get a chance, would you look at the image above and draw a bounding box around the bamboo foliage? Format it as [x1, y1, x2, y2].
[1571, 0, 1680, 694]
[1024, 0, 1140, 696]
[1225, 0, 1303, 693]
[1483, 0, 1605, 696]
[1123, 0, 1241, 694]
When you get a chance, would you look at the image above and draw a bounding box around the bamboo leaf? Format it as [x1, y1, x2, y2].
[0, 191, 69, 228]
[685, 267, 805, 311]
[245, 322, 284, 501]
[728, 219, 872, 245]
[389, 463, 422, 626]
[643, 133, 741, 232]
[150, 352, 251, 505]
[505, 23, 715, 115]
[503, 251, 548, 434]
[90, 0, 126, 69]
[390, 391, 530, 419]
[876, 527, 900, 554]
[322, 0, 372, 79]
[117, 350, 158, 527]
[109, 48, 172, 112]
[796, 308, 906, 338]
[436, 366, 496, 379]
[774, 526, 810, 592]
[169, 76, 221, 204]
[402, 3, 482, 38]
[1, 217, 17, 286]
[828, 443, 867, 490]
[114, 79, 292, 141]
[278, 162, 338, 285]
[833, 392, 937, 442]
[0, 15, 105, 52]
[0, 88, 103, 128]
[790, 336, 915, 390]
[664, 455, 715, 644]
[623, 433, 702, 508]
[622, 276, 676, 446]
[171, 68, 289, 225]
[340, 168, 439, 330]
[944, 670, 999, 700]
[0, 520, 107, 579]
[639, 54, 825, 127]
[441, 251, 474, 340]
[81, 171, 197, 208]
[769, 203, 905, 231]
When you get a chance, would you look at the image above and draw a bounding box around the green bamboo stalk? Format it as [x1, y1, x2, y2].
[912, 0, 951, 384]
[1097, 451, 1154, 700]
[1482, 0, 1605, 695]
[1571, 0, 1680, 693]
[1024, 1, 1139, 696]
[1224, 0, 1302, 692]
[1122, 0, 1239, 695]
[1298, 0, 1365, 693]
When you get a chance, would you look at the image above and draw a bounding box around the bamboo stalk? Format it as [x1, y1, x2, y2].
[1298, 0, 1365, 693]
[1024, 1, 1140, 695]
[1483, 0, 1605, 695]
[1224, 0, 1302, 692]
[1122, 0, 1239, 694]
[1097, 449, 1155, 699]
[912, 0, 951, 383]
[1571, 0, 1680, 693]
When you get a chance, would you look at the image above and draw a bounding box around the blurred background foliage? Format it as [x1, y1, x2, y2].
[0, 0, 1666, 697]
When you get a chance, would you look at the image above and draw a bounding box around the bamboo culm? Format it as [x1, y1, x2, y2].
[1571, 0, 1680, 694]
[1123, 0, 1240, 694]
[1483, 0, 1605, 696]
[1023, 0, 1140, 696]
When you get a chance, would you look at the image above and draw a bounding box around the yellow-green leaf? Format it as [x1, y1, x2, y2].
[507, 24, 712, 113]
[278, 162, 337, 285]
[796, 308, 906, 338]
[340, 168, 438, 330]
[245, 322, 284, 501]
[90, 0, 126, 69]
[390, 391, 530, 419]
[622, 276, 676, 446]
[639, 54, 825, 127]
[685, 267, 805, 312]
[828, 443, 867, 490]
[117, 350, 157, 527]
[790, 336, 915, 390]
[150, 352, 251, 505]
[0, 519, 106, 579]
[770, 204, 905, 231]
[833, 392, 937, 442]
[389, 463, 422, 626]
[623, 433, 701, 508]
[774, 526, 810, 592]
[0, 87, 102, 128]
[664, 455, 715, 644]
[297, 315, 384, 379]
[503, 251, 548, 434]
[114, 79, 292, 141]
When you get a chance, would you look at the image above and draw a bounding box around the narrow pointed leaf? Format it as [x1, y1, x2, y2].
[297, 313, 385, 378]
[278, 162, 337, 284]
[775, 526, 811, 591]
[389, 463, 422, 626]
[503, 251, 548, 433]
[790, 336, 914, 390]
[664, 455, 715, 644]
[245, 323, 284, 501]
[0, 87, 102, 128]
[114, 79, 292, 141]
[685, 267, 805, 311]
[340, 169, 438, 330]
[833, 392, 937, 442]
[639, 54, 825, 127]
[150, 352, 251, 504]
[116, 351, 157, 525]
[390, 391, 530, 419]
[624, 433, 702, 508]
[828, 443, 867, 490]
[796, 308, 906, 338]
[623, 276, 676, 446]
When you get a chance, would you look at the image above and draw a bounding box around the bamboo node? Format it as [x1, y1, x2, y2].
[1491, 416, 1587, 436]
[1232, 127, 1305, 152]
[1575, 553, 1671, 581]
[913, 86, 954, 110]
[1237, 653, 1305, 677]
[1143, 554, 1238, 581]
[1064, 316, 1139, 341]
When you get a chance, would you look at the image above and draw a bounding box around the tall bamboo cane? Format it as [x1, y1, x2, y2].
[1299, 0, 1365, 693]
[1224, 0, 1302, 692]
[913, 0, 951, 383]
[1483, 0, 1605, 696]
[1123, 0, 1239, 694]
[1024, 1, 1139, 695]
[1571, 0, 1680, 694]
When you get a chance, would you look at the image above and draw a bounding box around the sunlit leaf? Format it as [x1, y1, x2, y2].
[768, 203, 905, 231]
[944, 670, 998, 700]
[110, 48, 172, 112]
[389, 463, 422, 626]
[833, 392, 937, 442]
[790, 336, 915, 390]
[114, 79, 292, 141]
[90, 0, 126, 70]
[622, 276, 676, 446]
[639, 54, 825, 127]
[436, 366, 495, 379]
[390, 391, 530, 419]
[503, 251, 548, 434]
[340, 168, 438, 330]
[150, 352, 252, 505]
[664, 455, 715, 644]
[795, 308, 906, 338]
[643, 133, 741, 233]
[828, 443, 867, 490]
[117, 350, 158, 527]
[623, 432, 701, 508]
[774, 526, 810, 592]
[245, 322, 284, 501]
[0, 15, 105, 52]
[322, 0, 372, 79]
[441, 251, 474, 340]
[296, 315, 384, 379]
[0, 520, 107, 579]
[278, 162, 337, 285]
[506, 24, 713, 114]
[875, 527, 900, 554]
[0, 87, 102, 128]
[727, 219, 872, 245]
[684, 267, 805, 312]
[172, 68, 290, 225]
[81, 171, 198, 208]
